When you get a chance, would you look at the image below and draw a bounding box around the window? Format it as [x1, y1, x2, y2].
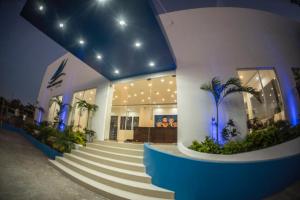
[69, 88, 96, 131]
[48, 96, 62, 123]
[238, 69, 285, 129]
[120, 116, 139, 130]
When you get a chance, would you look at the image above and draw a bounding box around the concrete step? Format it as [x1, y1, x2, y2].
[87, 143, 144, 156]
[94, 140, 144, 150]
[55, 157, 174, 199]
[79, 146, 143, 164]
[49, 160, 174, 200]
[71, 150, 145, 172]
[64, 153, 151, 183]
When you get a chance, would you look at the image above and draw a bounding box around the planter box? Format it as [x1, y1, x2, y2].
[1, 123, 63, 159]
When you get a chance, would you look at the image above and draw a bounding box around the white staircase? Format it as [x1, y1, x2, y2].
[49, 141, 174, 200]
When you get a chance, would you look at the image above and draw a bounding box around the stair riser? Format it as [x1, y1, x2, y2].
[64, 154, 151, 183]
[72, 151, 145, 172]
[87, 143, 144, 156]
[49, 160, 129, 200]
[57, 158, 174, 199]
[94, 141, 144, 150]
[80, 147, 143, 164]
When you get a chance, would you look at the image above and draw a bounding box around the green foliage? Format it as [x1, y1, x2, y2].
[222, 119, 240, 141]
[24, 123, 86, 153]
[189, 137, 221, 154]
[189, 121, 300, 154]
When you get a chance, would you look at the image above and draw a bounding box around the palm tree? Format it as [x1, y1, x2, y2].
[201, 77, 261, 143]
[76, 99, 98, 129]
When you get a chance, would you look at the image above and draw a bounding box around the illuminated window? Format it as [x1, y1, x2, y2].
[238, 69, 285, 129]
[48, 96, 63, 123]
[69, 88, 97, 131]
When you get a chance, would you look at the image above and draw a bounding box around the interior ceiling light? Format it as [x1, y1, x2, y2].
[96, 54, 103, 60]
[167, 88, 171, 92]
[169, 81, 173, 85]
[123, 86, 128, 90]
[156, 92, 159, 95]
[130, 83, 134, 86]
[148, 83, 152, 87]
[140, 91, 144, 95]
[149, 61, 155, 67]
[134, 93, 137, 97]
[162, 98, 165, 101]
[141, 99, 145, 102]
[239, 75, 244, 79]
[160, 78, 165, 82]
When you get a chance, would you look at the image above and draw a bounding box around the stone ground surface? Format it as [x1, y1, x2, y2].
[0, 128, 299, 200]
[0, 129, 108, 200]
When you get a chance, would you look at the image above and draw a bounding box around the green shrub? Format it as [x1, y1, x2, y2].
[189, 137, 221, 154]
[189, 121, 300, 155]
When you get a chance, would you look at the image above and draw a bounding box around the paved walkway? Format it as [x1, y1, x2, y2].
[0, 129, 107, 200]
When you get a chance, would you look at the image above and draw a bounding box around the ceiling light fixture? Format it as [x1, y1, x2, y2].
[160, 78, 165, 83]
[118, 19, 126, 27]
[96, 54, 103, 60]
[167, 88, 171, 92]
[140, 91, 144, 95]
[134, 41, 142, 48]
[134, 93, 137, 97]
[169, 81, 173, 85]
[114, 69, 120, 74]
[123, 86, 128, 90]
[58, 22, 64, 28]
[148, 83, 152, 87]
[149, 61, 155, 67]
[130, 83, 134, 87]
[38, 5, 44, 11]
[79, 39, 85, 45]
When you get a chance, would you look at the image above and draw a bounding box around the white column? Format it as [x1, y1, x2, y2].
[92, 79, 113, 140]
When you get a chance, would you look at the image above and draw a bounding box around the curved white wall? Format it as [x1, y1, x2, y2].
[159, 8, 300, 146]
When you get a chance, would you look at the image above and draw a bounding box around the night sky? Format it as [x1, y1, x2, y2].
[0, 0, 66, 104]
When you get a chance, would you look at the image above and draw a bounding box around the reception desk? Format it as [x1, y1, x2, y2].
[133, 127, 177, 143]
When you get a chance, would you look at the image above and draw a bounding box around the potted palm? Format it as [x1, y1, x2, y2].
[201, 77, 261, 143]
[50, 97, 72, 130]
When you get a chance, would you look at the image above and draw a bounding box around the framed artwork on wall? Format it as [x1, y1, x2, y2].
[154, 115, 177, 128]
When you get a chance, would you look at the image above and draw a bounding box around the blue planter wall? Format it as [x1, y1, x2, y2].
[2, 124, 62, 159]
[144, 144, 300, 200]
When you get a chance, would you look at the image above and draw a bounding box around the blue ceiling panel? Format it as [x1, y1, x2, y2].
[20, 0, 176, 80]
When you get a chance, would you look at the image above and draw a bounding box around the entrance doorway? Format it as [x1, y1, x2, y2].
[108, 74, 177, 143]
[109, 116, 118, 140]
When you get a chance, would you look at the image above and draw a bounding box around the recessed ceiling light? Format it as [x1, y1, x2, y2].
[162, 98, 165, 102]
[171, 94, 175, 98]
[115, 95, 118, 98]
[38, 5, 44, 11]
[239, 75, 244, 79]
[79, 39, 85, 45]
[148, 83, 152, 87]
[149, 61, 155, 67]
[174, 90, 177, 94]
[96, 54, 102, 60]
[134, 41, 142, 48]
[156, 92, 159, 95]
[141, 99, 145, 102]
[134, 93, 137, 97]
[114, 69, 120, 74]
[160, 78, 165, 82]
[97, 0, 108, 3]
[147, 97, 151, 100]
[167, 88, 171, 92]
[118, 19, 126, 27]
[123, 86, 128, 90]
[169, 81, 173, 85]
[58, 23, 64, 28]
[130, 83, 134, 87]
[140, 91, 144, 95]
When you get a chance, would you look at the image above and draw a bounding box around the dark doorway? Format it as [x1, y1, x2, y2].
[109, 116, 118, 140]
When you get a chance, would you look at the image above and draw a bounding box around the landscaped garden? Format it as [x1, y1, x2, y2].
[189, 77, 300, 154]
